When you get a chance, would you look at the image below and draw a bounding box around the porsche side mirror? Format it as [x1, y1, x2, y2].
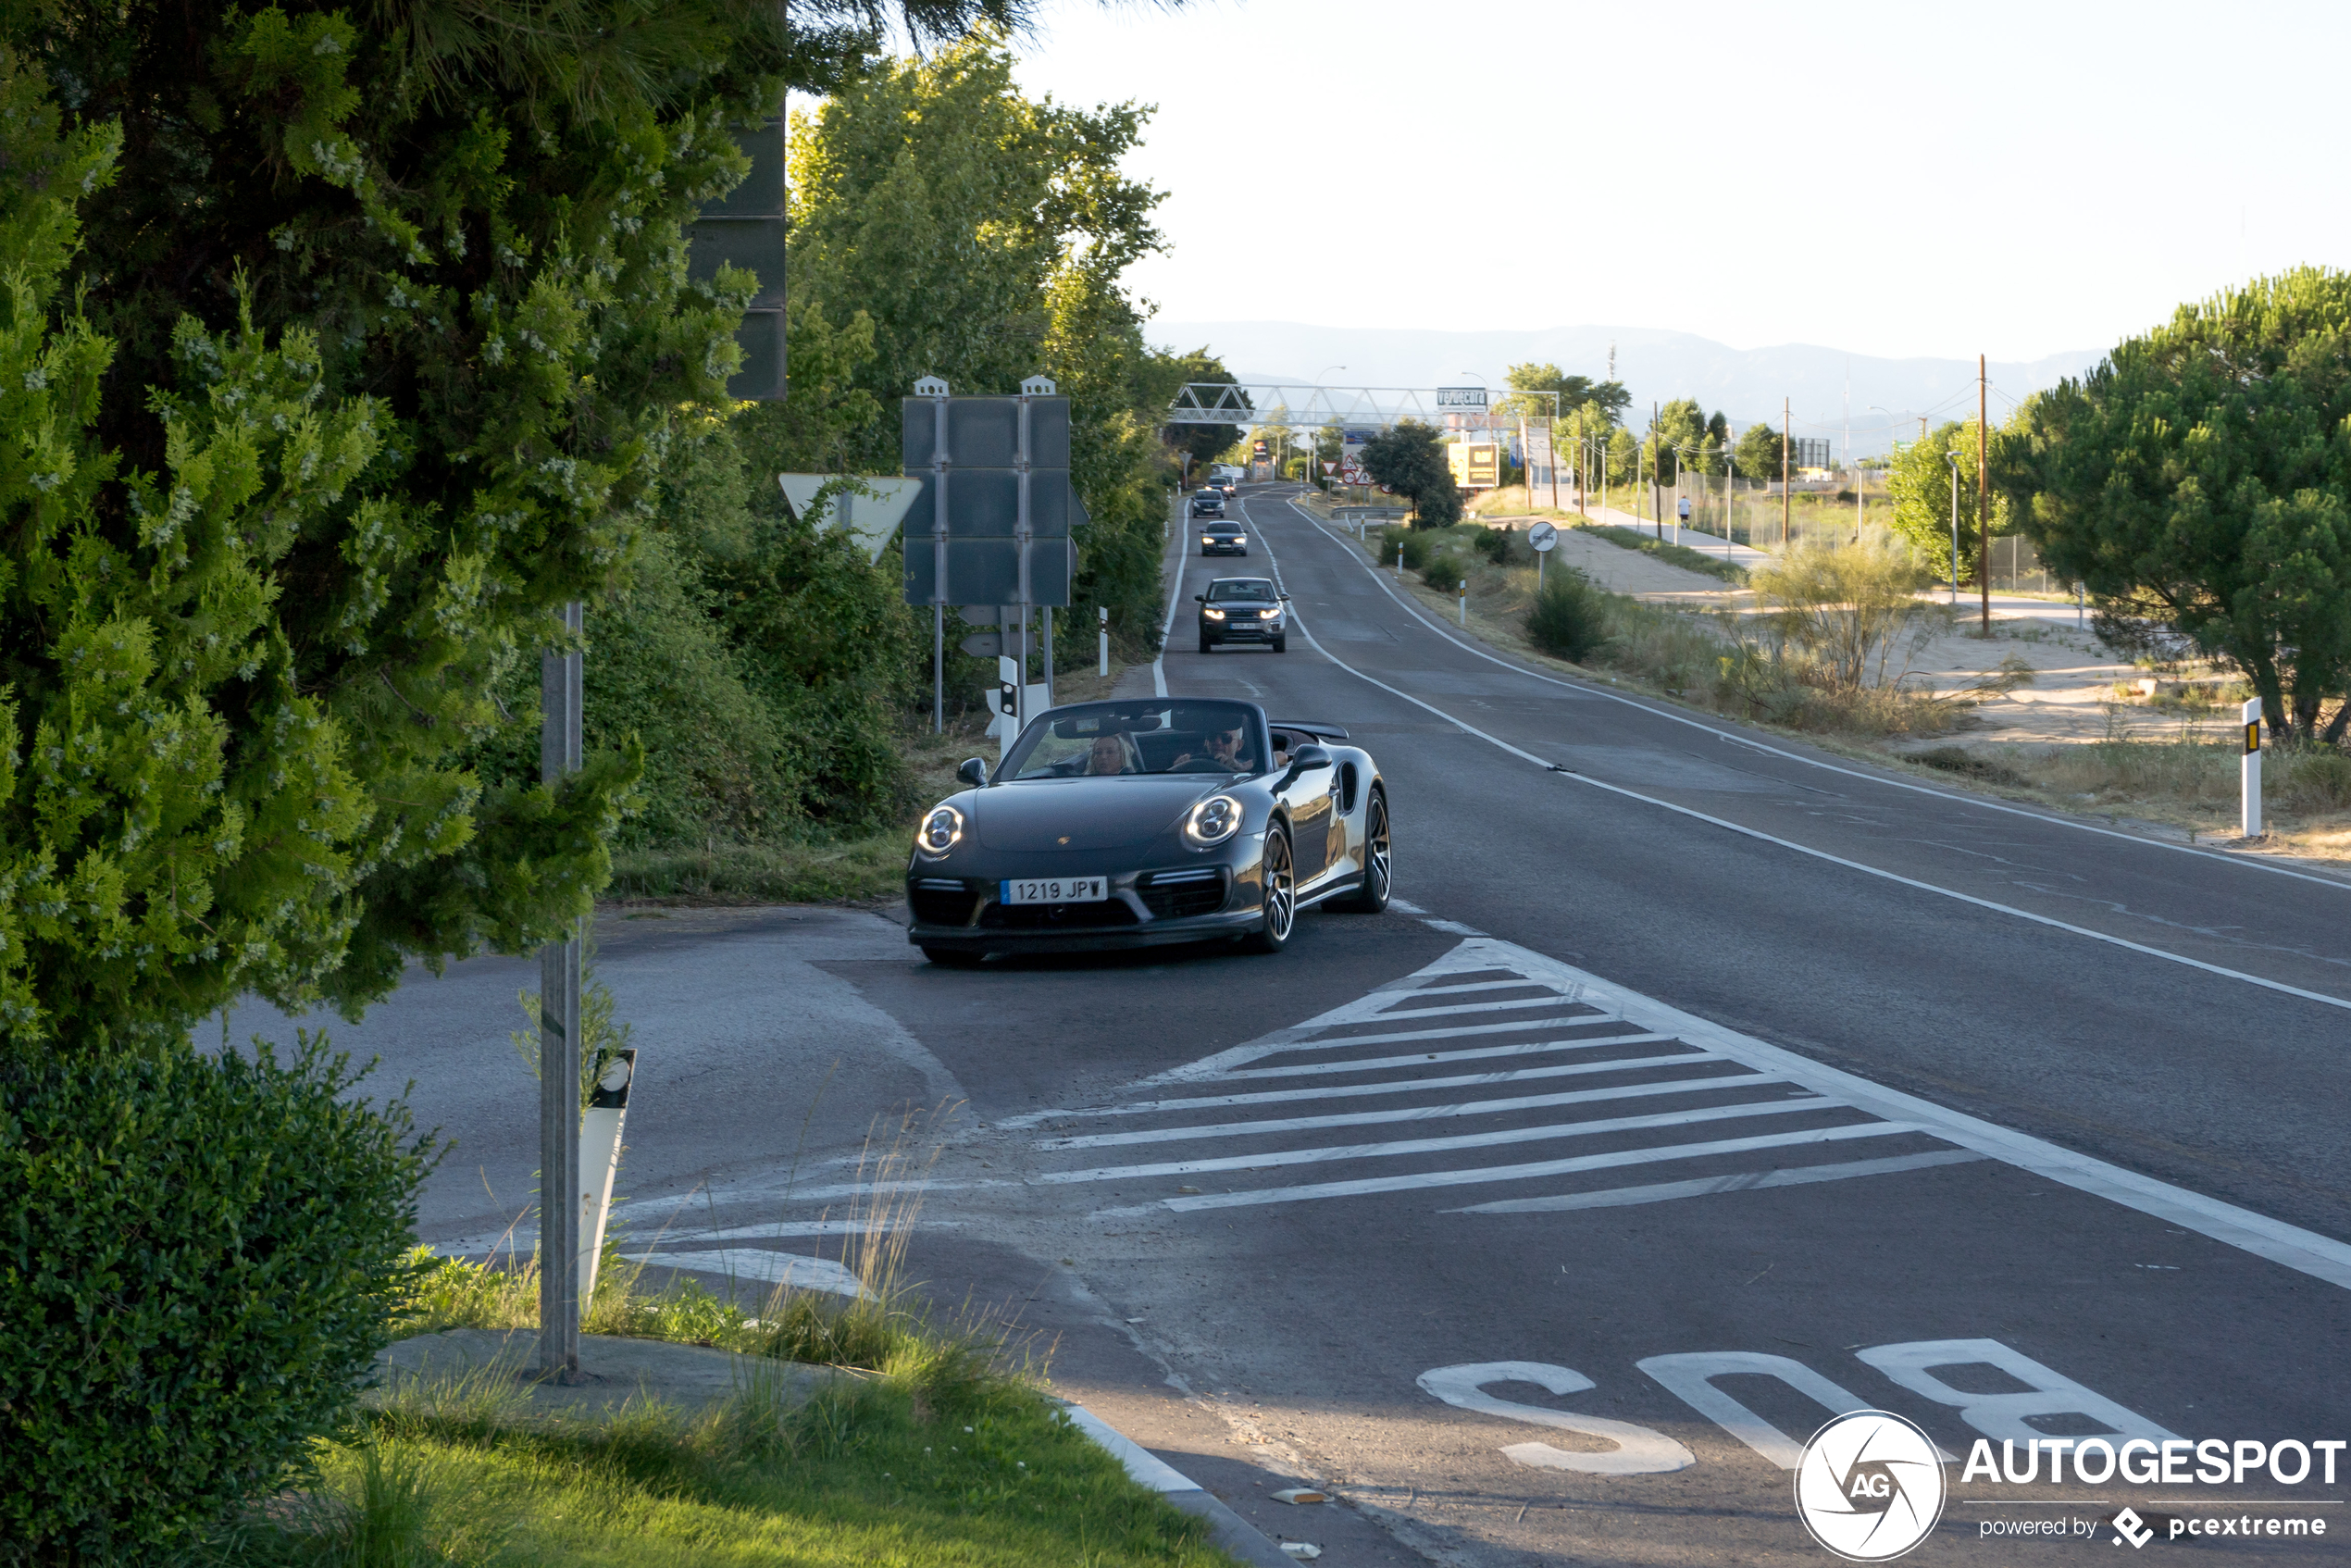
[1280, 744, 1333, 787]
[958, 757, 989, 789]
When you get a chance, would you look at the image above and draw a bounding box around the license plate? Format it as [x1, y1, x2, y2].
[1001, 876, 1108, 904]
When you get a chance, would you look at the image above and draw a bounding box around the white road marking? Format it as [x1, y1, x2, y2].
[1033, 1050, 1728, 1116]
[1225, 1013, 1616, 1053]
[1038, 1096, 1844, 1185]
[624, 1249, 865, 1297]
[1031, 1070, 1789, 1150]
[1217, 1032, 1672, 1080]
[1115, 1122, 1923, 1213]
[1276, 495, 2351, 895]
[1455, 1150, 1987, 1213]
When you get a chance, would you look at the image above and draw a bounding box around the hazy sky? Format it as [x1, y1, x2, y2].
[1005, 0, 2347, 364]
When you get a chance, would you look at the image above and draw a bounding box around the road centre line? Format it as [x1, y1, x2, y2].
[1271, 495, 2351, 895]
[1247, 515, 2351, 1018]
[1036, 1095, 1845, 1185]
[1451, 1149, 1991, 1213]
[1030, 1069, 1791, 1150]
[1034, 1050, 1728, 1116]
[1113, 1121, 1926, 1214]
[1217, 1032, 1673, 1079]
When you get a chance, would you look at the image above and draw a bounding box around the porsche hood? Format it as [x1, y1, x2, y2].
[971, 777, 1226, 852]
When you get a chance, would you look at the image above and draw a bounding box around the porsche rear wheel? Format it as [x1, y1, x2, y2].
[1241, 824, 1294, 953]
[1331, 787, 1389, 913]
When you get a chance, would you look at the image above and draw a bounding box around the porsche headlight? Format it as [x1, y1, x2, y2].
[916, 804, 964, 856]
[1203, 606, 1225, 619]
[1184, 793, 1243, 848]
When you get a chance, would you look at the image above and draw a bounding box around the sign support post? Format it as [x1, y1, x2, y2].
[537, 599, 583, 1384]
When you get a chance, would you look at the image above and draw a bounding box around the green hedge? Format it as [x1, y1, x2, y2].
[0, 1041, 429, 1559]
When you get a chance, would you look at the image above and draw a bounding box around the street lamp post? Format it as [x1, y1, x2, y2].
[1944, 450, 1963, 605]
[1316, 367, 1346, 492]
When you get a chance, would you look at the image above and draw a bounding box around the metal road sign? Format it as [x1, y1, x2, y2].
[1436, 386, 1489, 410]
[901, 377, 1081, 610]
[1528, 521, 1558, 553]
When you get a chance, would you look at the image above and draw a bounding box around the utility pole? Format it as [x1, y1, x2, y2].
[1781, 396, 1791, 548]
[1978, 353, 1990, 634]
[1651, 400, 1663, 541]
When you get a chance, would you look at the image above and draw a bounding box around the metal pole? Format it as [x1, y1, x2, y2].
[930, 386, 950, 731]
[1782, 397, 1791, 548]
[1979, 354, 1991, 635]
[537, 598, 583, 1383]
[1042, 606, 1053, 709]
[1948, 455, 1960, 605]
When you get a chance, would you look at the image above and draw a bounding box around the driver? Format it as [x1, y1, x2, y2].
[1171, 723, 1255, 773]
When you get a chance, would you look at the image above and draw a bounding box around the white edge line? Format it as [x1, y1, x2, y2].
[1259, 519, 2351, 1019]
[1465, 937, 2351, 1292]
[1281, 497, 2351, 894]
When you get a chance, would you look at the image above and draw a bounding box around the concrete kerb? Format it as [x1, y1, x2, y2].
[371, 1330, 1300, 1567]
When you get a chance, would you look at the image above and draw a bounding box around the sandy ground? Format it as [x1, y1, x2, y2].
[1510, 511, 2227, 753]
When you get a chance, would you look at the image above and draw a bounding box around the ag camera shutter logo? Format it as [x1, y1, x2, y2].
[1795, 1411, 1947, 1562]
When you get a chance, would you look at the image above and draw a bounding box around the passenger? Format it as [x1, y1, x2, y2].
[1083, 732, 1140, 776]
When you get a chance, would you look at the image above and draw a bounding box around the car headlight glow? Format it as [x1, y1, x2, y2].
[1184, 793, 1243, 847]
[1203, 606, 1225, 619]
[916, 804, 964, 855]
[1258, 607, 1280, 619]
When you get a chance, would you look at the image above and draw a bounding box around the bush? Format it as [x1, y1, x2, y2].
[1527, 568, 1616, 663]
[1472, 526, 1516, 565]
[0, 1040, 429, 1560]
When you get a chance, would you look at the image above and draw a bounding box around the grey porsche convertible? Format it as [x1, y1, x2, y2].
[904, 698, 1390, 965]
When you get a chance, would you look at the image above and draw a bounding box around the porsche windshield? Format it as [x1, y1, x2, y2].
[1002, 701, 1267, 779]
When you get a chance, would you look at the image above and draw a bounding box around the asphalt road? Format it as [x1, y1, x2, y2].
[239, 484, 2351, 1566]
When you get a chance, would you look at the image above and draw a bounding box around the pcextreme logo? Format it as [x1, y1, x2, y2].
[1795, 1412, 1947, 1562]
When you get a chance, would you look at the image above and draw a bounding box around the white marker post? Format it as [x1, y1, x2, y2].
[1459, 579, 1468, 627]
[996, 653, 1021, 761]
[2241, 698, 2263, 839]
[578, 1048, 635, 1306]
[1098, 605, 1109, 677]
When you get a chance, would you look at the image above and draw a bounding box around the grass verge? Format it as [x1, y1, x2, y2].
[212, 1134, 1236, 1567]
[1575, 522, 1749, 585]
[206, 1350, 1233, 1568]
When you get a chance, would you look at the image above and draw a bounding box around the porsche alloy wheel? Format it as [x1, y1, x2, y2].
[1243, 823, 1294, 953]
[1333, 787, 1389, 913]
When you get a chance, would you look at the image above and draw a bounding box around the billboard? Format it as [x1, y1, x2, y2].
[1436, 386, 1489, 411]
[1448, 442, 1500, 491]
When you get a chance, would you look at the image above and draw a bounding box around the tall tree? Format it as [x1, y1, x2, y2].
[1885, 419, 2004, 584]
[2011, 268, 2351, 740]
[1503, 361, 1629, 426]
[1735, 421, 1793, 484]
[1648, 398, 1708, 484]
[1361, 420, 1462, 526]
[1161, 348, 1245, 472]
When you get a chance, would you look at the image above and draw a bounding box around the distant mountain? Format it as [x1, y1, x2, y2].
[1148, 319, 2103, 457]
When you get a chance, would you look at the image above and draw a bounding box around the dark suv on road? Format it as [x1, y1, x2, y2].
[1189, 491, 1225, 518]
[1196, 576, 1287, 653]
[1197, 519, 1247, 555]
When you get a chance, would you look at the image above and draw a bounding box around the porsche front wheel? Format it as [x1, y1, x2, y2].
[1241, 823, 1294, 953]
